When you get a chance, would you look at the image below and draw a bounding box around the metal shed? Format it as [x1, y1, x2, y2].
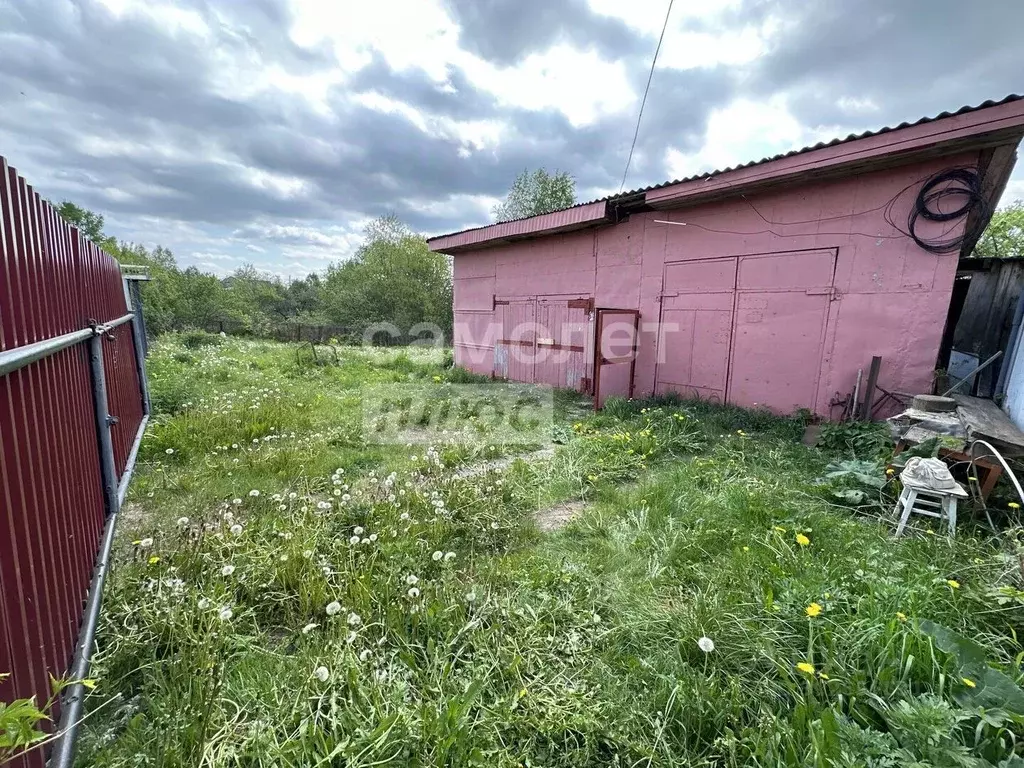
[429, 96, 1024, 415]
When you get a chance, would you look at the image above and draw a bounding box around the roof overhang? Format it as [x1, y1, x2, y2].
[428, 96, 1024, 255]
[426, 199, 613, 254]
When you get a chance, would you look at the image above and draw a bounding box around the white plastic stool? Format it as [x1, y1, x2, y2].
[893, 476, 968, 537]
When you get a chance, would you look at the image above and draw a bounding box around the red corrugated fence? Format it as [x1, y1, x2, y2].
[0, 155, 147, 767]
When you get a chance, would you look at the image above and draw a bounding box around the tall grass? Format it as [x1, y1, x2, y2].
[70, 336, 1024, 767]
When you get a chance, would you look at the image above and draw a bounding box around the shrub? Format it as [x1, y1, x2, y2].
[180, 329, 223, 349]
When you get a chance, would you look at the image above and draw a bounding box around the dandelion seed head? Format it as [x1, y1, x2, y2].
[218, 606, 233, 621]
[347, 612, 362, 626]
[697, 636, 715, 653]
[302, 623, 318, 634]
[326, 601, 342, 616]
[176, 517, 190, 527]
[221, 565, 235, 577]
[432, 550, 443, 561]
[313, 666, 329, 682]
[407, 587, 421, 599]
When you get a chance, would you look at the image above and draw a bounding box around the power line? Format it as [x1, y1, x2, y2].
[619, 0, 674, 193]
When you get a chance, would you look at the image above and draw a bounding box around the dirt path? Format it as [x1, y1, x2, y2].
[534, 500, 587, 531]
[454, 448, 588, 531]
[453, 448, 555, 480]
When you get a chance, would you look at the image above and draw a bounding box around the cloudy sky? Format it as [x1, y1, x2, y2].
[1, 0, 1022, 278]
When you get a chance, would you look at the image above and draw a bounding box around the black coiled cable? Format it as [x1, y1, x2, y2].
[897, 167, 989, 255]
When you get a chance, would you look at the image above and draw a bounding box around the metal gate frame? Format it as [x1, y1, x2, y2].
[592, 308, 640, 409]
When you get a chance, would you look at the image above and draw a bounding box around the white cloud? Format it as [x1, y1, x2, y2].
[289, 0, 458, 80]
[456, 44, 636, 126]
[665, 96, 840, 179]
[589, 0, 774, 70]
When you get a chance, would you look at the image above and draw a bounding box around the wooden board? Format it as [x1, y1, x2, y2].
[953, 394, 1024, 456]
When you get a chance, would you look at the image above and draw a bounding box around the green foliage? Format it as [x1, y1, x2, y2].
[57, 200, 116, 251]
[819, 458, 889, 506]
[61, 202, 451, 344]
[323, 216, 453, 343]
[0, 677, 49, 763]
[180, 330, 224, 349]
[975, 200, 1024, 259]
[817, 420, 893, 459]
[0, 673, 83, 764]
[492, 168, 577, 222]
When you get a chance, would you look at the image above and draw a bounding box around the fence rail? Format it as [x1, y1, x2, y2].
[0, 155, 149, 768]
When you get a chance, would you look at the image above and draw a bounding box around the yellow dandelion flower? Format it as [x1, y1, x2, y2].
[587, 475, 597, 482]
[736, 429, 746, 436]
[795, 533, 810, 547]
[886, 468, 895, 476]
[148, 555, 161, 565]
[742, 546, 750, 552]
[962, 677, 976, 688]
[805, 602, 823, 618]
[896, 611, 907, 622]
[796, 662, 815, 675]
[946, 579, 960, 589]
[1009, 502, 1021, 510]
[818, 672, 829, 680]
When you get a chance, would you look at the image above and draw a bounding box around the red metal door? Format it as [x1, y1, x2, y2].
[593, 309, 639, 408]
[727, 250, 837, 413]
[655, 259, 737, 402]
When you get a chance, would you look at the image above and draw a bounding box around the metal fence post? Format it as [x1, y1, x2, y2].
[88, 331, 119, 517]
[48, 330, 121, 768]
[129, 314, 151, 415]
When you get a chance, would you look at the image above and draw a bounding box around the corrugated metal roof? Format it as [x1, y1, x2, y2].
[428, 94, 1023, 244]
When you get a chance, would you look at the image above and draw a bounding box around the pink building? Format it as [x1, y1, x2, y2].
[428, 96, 1024, 416]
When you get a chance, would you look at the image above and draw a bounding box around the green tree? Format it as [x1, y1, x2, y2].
[974, 200, 1024, 259]
[56, 201, 117, 250]
[323, 216, 452, 342]
[492, 168, 576, 223]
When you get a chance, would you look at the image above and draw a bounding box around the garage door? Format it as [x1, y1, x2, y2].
[655, 249, 837, 414]
[656, 259, 736, 403]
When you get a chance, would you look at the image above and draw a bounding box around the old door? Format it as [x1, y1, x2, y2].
[593, 309, 640, 408]
[655, 258, 737, 403]
[727, 250, 837, 413]
[494, 299, 536, 382]
[534, 298, 592, 391]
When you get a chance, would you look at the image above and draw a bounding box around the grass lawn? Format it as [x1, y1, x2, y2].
[77, 334, 1024, 767]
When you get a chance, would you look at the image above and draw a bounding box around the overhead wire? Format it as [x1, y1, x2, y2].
[619, 0, 674, 193]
